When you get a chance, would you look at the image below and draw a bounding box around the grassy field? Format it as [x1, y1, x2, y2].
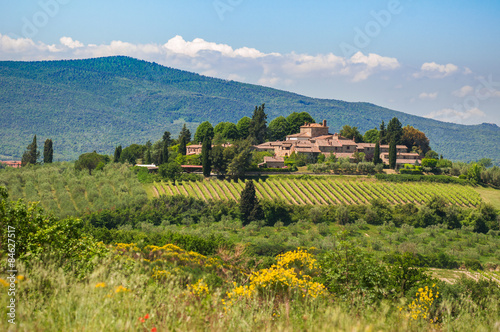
[151, 176, 485, 207]
[0, 162, 148, 218]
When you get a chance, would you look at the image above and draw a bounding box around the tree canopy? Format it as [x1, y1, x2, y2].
[340, 125, 363, 143]
[268, 116, 290, 141]
[286, 112, 315, 135]
[21, 135, 39, 166]
[194, 121, 214, 143]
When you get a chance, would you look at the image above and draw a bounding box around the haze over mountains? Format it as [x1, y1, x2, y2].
[0, 56, 498, 164]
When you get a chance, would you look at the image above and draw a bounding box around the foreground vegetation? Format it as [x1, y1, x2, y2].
[1, 160, 499, 330]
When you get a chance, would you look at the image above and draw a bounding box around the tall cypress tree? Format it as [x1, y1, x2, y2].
[21, 135, 39, 166]
[387, 117, 403, 145]
[248, 103, 267, 144]
[114, 145, 122, 163]
[239, 180, 264, 225]
[201, 136, 212, 177]
[389, 138, 397, 169]
[43, 139, 53, 164]
[162, 131, 171, 164]
[379, 121, 387, 145]
[178, 124, 191, 156]
[373, 141, 382, 165]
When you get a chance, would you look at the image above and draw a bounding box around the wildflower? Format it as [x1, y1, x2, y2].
[151, 328, 157, 332]
[0, 279, 9, 287]
[115, 285, 130, 293]
[95, 282, 106, 288]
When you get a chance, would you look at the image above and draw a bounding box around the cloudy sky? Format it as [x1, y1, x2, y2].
[1, 0, 500, 125]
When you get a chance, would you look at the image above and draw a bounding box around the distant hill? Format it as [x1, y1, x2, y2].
[1, 56, 499, 164]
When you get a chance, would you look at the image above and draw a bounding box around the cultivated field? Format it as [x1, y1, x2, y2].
[0, 162, 147, 218]
[152, 177, 483, 207]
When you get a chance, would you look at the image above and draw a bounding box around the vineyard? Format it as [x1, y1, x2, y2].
[152, 177, 483, 207]
[0, 162, 148, 218]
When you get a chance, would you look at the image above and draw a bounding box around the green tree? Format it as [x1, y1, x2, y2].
[363, 128, 380, 143]
[120, 144, 146, 164]
[236, 116, 251, 139]
[113, 145, 122, 163]
[144, 140, 152, 164]
[43, 139, 53, 164]
[21, 135, 39, 166]
[373, 142, 382, 165]
[478, 158, 492, 168]
[379, 121, 387, 145]
[248, 103, 267, 144]
[467, 163, 483, 183]
[286, 112, 315, 135]
[211, 145, 226, 174]
[159, 161, 182, 183]
[161, 131, 172, 164]
[201, 136, 212, 177]
[178, 124, 191, 156]
[222, 122, 239, 140]
[386, 117, 403, 145]
[194, 121, 214, 143]
[402, 125, 430, 155]
[227, 147, 252, 179]
[239, 180, 264, 225]
[268, 116, 291, 141]
[425, 150, 439, 159]
[389, 138, 397, 169]
[75, 152, 108, 175]
[340, 125, 363, 142]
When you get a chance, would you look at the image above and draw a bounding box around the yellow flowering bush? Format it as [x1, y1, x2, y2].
[400, 284, 440, 327]
[224, 248, 326, 310]
[188, 279, 210, 297]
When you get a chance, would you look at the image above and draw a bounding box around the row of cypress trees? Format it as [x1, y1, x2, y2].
[21, 135, 53, 166]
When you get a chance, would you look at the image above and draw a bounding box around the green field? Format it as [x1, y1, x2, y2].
[152, 177, 484, 207]
[0, 162, 147, 218]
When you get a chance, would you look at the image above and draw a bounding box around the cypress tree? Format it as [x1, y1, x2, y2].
[21, 135, 39, 166]
[178, 124, 191, 156]
[239, 180, 264, 225]
[248, 103, 267, 144]
[373, 141, 382, 165]
[162, 131, 171, 164]
[43, 139, 53, 164]
[389, 138, 397, 169]
[114, 145, 122, 163]
[201, 136, 212, 177]
[379, 121, 387, 145]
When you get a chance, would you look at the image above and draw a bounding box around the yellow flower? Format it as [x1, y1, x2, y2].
[95, 282, 106, 288]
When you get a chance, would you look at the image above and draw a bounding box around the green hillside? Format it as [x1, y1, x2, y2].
[1, 56, 498, 163]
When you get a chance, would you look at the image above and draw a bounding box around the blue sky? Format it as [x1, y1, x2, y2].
[1, 0, 500, 125]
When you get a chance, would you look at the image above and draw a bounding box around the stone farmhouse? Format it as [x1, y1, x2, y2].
[254, 120, 420, 166]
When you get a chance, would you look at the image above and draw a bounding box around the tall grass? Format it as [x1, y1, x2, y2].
[2, 258, 499, 331]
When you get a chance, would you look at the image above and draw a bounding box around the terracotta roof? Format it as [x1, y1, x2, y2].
[263, 156, 284, 162]
[300, 123, 326, 128]
[357, 143, 376, 148]
[380, 145, 408, 149]
[287, 132, 312, 138]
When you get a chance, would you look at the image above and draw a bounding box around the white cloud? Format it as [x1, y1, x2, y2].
[463, 67, 472, 75]
[418, 92, 438, 100]
[413, 62, 459, 79]
[60, 36, 84, 49]
[424, 107, 486, 123]
[452, 85, 474, 97]
[0, 34, 401, 86]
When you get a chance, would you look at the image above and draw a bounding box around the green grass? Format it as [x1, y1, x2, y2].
[475, 186, 500, 210]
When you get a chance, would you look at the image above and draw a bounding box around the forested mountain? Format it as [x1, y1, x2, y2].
[1, 56, 498, 163]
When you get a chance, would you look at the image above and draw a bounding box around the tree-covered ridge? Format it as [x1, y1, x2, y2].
[1, 56, 499, 163]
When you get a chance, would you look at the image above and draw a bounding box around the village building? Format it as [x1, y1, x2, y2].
[0, 161, 22, 168]
[186, 143, 231, 155]
[258, 156, 285, 168]
[254, 120, 420, 164]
